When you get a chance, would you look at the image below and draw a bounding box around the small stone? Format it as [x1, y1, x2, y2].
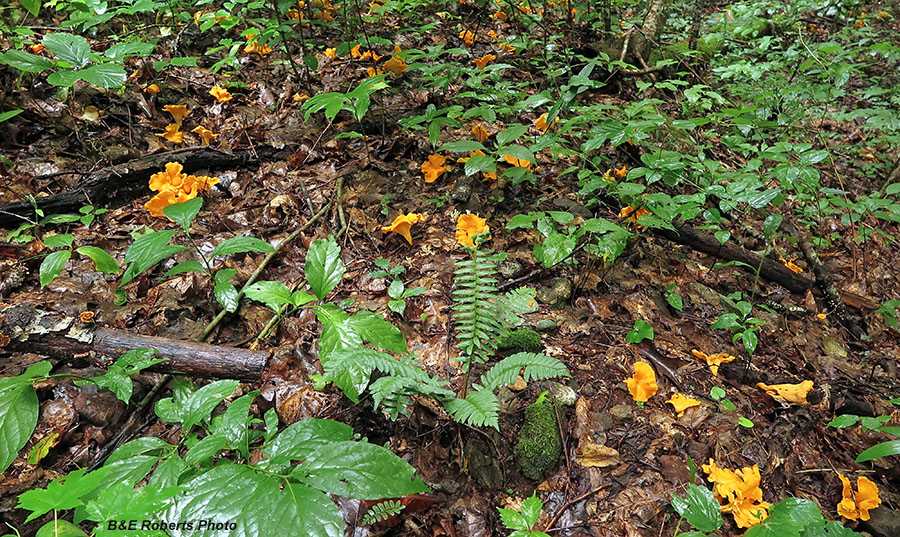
[499, 258, 524, 279]
[609, 404, 633, 424]
[535, 319, 558, 332]
[508, 375, 527, 391]
[822, 337, 848, 358]
[536, 278, 573, 308]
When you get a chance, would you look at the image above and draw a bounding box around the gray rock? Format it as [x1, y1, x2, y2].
[536, 277, 573, 308]
[547, 382, 577, 406]
[609, 404, 633, 424]
[464, 439, 504, 490]
[451, 179, 473, 203]
[535, 319, 558, 332]
[862, 506, 900, 537]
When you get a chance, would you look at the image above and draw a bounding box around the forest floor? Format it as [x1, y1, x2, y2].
[1, 2, 900, 537]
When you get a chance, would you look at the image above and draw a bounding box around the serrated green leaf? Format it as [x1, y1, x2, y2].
[305, 236, 344, 300]
[154, 380, 238, 431]
[520, 492, 543, 528]
[347, 311, 407, 354]
[220, 391, 258, 460]
[40, 249, 72, 287]
[167, 463, 343, 537]
[210, 236, 275, 258]
[163, 197, 203, 232]
[244, 280, 294, 311]
[294, 441, 429, 499]
[17, 468, 109, 523]
[264, 419, 354, 462]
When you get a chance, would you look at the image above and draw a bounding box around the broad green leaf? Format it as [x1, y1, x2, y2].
[316, 305, 360, 361]
[120, 230, 188, 287]
[214, 268, 238, 284]
[671, 484, 723, 532]
[214, 282, 239, 313]
[305, 236, 344, 300]
[0, 50, 54, 72]
[501, 145, 534, 163]
[43, 234, 74, 248]
[19, 0, 41, 16]
[17, 468, 109, 523]
[40, 249, 72, 287]
[76, 348, 164, 403]
[82, 482, 178, 533]
[464, 154, 496, 177]
[42, 33, 91, 68]
[104, 42, 155, 60]
[244, 280, 294, 311]
[826, 415, 861, 428]
[347, 311, 407, 354]
[220, 391, 258, 459]
[154, 380, 238, 431]
[439, 140, 487, 152]
[291, 290, 317, 307]
[294, 441, 429, 499]
[744, 498, 822, 537]
[36, 520, 87, 537]
[496, 124, 528, 146]
[167, 463, 343, 537]
[184, 434, 228, 465]
[625, 319, 654, 343]
[210, 236, 275, 257]
[264, 419, 353, 462]
[0, 363, 49, 473]
[164, 260, 206, 277]
[46, 68, 84, 87]
[507, 212, 542, 230]
[163, 197, 203, 232]
[78, 63, 127, 89]
[75, 246, 120, 274]
[855, 440, 900, 463]
[520, 492, 543, 528]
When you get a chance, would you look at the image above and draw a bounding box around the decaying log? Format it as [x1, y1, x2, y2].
[0, 304, 267, 380]
[0, 146, 285, 228]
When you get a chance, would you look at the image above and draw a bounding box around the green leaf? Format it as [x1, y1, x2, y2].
[305, 236, 344, 300]
[520, 492, 543, 528]
[826, 415, 860, 428]
[387, 278, 404, 299]
[167, 463, 343, 537]
[347, 311, 407, 354]
[46, 68, 83, 87]
[120, 230, 189, 287]
[501, 145, 534, 163]
[294, 441, 429, 499]
[744, 498, 822, 537]
[220, 391, 258, 459]
[75, 246, 119, 274]
[154, 380, 238, 431]
[42, 33, 91, 68]
[387, 299, 406, 315]
[214, 268, 238, 284]
[77, 63, 127, 89]
[497, 507, 529, 530]
[103, 42, 155, 61]
[40, 249, 72, 287]
[625, 319, 654, 343]
[440, 140, 487, 152]
[479, 353, 570, 391]
[855, 440, 900, 463]
[82, 482, 178, 531]
[76, 348, 164, 403]
[672, 483, 722, 532]
[43, 234, 74, 248]
[443, 390, 500, 429]
[0, 109, 24, 122]
[496, 124, 528, 146]
[0, 50, 53, 72]
[19, 0, 41, 16]
[17, 468, 109, 523]
[244, 280, 294, 312]
[464, 154, 496, 177]
[165, 260, 206, 277]
[210, 236, 275, 258]
[0, 363, 49, 473]
[163, 197, 203, 232]
[35, 520, 87, 537]
[214, 282, 240, 313]
[666, 292, 683, 311]
[265, 419, 354, 462]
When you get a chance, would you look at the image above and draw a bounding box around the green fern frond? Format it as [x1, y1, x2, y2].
[452, 250, 509, 365]
[443, 390, 500, 429]
[323, 348, 454, 404]
[497, 287, 537, 328]
[478, 352, 571, 392]
[361, 499, 405, 526]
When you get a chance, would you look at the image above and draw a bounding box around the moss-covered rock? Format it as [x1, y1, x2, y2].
[515, 393, 561, 481]
[497, 328, 543, 353]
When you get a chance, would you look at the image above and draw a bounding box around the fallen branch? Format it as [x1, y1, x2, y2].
[0, 304, 268, 380]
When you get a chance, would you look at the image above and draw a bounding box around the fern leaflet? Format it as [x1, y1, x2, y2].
[361, 499, 405, 526]
[478, 352, 571, 392]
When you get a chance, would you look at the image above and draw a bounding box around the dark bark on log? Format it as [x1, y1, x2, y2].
[0, 146, 286, 228]
[652, 220, 815, 293]
[0, 304, 267, 380]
